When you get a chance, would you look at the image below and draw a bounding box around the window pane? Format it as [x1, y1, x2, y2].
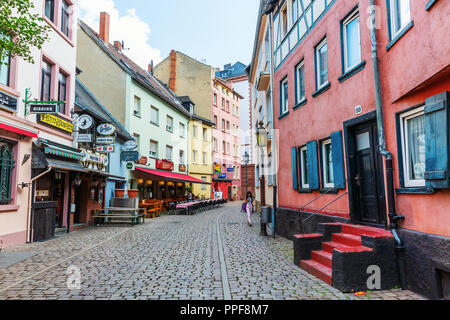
[61, 1, 70, 36]
[292, 0, 298, 23]
[325, 143, 334, 184]
[345, 15, 361, 69]
[297, 64, 305, 101]
[318, 42, 328, 85]
[41, 61, 52, 101]
[302, 149, 309, 185]
[0, 55, 10, 86]
[45, 0, 54, 21]
[407, 115, 426, 180]
[392, 0, 411, 34]
[58, 73, 67, 114]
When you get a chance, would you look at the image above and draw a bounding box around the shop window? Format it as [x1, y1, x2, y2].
[0, 139, 15, 205]
[201, 177, 207, 190]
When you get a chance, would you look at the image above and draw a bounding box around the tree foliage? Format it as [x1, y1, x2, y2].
[0, 0, 50, 65]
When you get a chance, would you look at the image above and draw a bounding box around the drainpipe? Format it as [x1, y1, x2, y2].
[369, 0, 406, 289]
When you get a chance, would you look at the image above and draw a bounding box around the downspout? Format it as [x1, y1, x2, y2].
[369, 0, 406, 289]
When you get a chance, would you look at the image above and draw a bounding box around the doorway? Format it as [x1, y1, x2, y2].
[345, 115, 386, 226]
[52, 171, 66, 228]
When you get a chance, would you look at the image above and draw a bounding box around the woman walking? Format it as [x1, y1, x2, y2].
[245, 191, 254, 227]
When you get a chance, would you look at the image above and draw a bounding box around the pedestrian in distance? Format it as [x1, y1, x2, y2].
[245, 191, 254, 227]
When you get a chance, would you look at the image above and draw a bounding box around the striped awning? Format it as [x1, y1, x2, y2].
[43, 144, 84, 161]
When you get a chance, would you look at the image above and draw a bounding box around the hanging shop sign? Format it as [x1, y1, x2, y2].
[0, 90, 18, 113]
[81, 151, 103, 164]
[121, 150, 140, 162]
[136, 156, 148, 165]
[214, 164, 221, 174]
[124, 140, 138, 150]
[96, 136, 115, 145]
[179, 164, 187, 172]
[97, 123, 116, 136]
[29, 104, 58, 114]
[96, 145, 115, 153]
[156, 159, 174, 172]
[126, 161, 135, 170]
[77, 114, 94, 130]
[38, 114, 73, 133]
[77, 134, 93, 143]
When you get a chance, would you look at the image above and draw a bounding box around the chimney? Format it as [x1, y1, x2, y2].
[99, 12, 110, 44]
[148, 60, 154, 75]
[113, 41, 122, 52]
[169, 50, 176, 93]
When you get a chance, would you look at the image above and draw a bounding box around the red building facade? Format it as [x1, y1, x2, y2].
[271, 0, 449, 298]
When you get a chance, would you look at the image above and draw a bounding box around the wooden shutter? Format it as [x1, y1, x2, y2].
[291, 147, 298, 190]
[424, 91, 450, 189]
[307, 140, 320, 190]
[331, 131, 346, 189]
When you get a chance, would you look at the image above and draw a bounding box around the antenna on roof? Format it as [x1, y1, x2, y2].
[121, 40, 130, 51]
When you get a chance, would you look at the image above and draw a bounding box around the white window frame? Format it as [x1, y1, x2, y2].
[343, 10, 361, 72]
[399, 106, 426, 188]
[179, 122, 185, 138]
[166, 116, 173, 132]
[150, 106, 159, 125]
[179, 150, 184, 164]
[150, 140, 158, 158]
[315, 38, 329, 89]
[389, 0, 411, 39]
[281, 77, 289, 115]
[296, 60, 306, 103]
[133, 96, 141, 116]
[321, 139, 334, 188]
[166, 145, 173, 161]
[193, 150, 198, 164]
[300, 146, 309, 189]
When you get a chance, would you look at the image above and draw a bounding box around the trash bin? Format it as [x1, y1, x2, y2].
[261, 206, 272, 224]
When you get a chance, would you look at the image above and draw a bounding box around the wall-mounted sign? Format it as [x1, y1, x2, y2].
[77, 134, 93, 143]
[96, 145, 115, 153]
[214, 164, 221, 174]
[355, 105, 363, 115]
[218, 173, 227, 179]
[96, 136, 115, 145]
[82, 151, 103, 164]
[0, 90, 18, 112]
[29, 104, 58, 114]
[78, 114, 94, 130]
[38, 114, 73, 133]
[36, 189, 50, 197]
[126, 162, 135, 170]
[121, 151, 139, 162]
[156, 159, 174, 171]
[97, 123, 116, 136]
[227, 167, 234, 173]
[179, 164, 186, 172]
[136, 156, 148, 165]
[124, 140, 138, 150]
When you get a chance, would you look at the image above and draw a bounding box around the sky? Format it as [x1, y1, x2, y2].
[77, 0, 260, 70]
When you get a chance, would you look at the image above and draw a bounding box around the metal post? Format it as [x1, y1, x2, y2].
[260, 149, 267, 236]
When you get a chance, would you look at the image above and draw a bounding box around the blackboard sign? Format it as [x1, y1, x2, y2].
[121, 151, 139, 162]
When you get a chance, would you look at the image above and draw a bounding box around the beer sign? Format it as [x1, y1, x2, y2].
[97, 123, 116, 136]
[96, 136, 115, 144]
[96, 145, 115, 153]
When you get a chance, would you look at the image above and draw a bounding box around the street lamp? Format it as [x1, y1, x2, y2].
[256, 121, 268, 236]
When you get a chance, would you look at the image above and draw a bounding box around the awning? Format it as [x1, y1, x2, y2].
[43, 143, 84, 161]
[136, 167, 211, 185]
[0, 118, 38, 138]
[46, 158, 88, 173]
[88, 170, 126, 181]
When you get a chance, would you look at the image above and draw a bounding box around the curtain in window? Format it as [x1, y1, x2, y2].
[407, 115, 426, 180]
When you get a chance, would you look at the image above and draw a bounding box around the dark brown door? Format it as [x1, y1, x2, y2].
[227, 185, 232, 201]
[348, 120, 386, 226]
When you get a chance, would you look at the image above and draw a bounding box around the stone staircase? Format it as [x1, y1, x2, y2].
[294, 223, 400, 292]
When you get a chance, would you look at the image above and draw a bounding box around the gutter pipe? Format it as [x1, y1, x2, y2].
[369, 0, 406, 289]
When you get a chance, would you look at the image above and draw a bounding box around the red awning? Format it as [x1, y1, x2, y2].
[136, 167, 211, 184]
[0, 120, 38, 138]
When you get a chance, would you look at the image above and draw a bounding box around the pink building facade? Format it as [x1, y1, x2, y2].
[211, 78, 242, 201]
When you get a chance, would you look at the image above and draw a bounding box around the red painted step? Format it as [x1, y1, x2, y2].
[300, 259, 332, 285]
[322, 241, 372, 253]
[332, 233, 362, 247]
[311, 250, 332, 268]
[341, 224, 394, 238]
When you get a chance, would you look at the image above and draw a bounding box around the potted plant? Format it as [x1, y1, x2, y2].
[114, 189, 126, 198]
[127, 189, 139, 198]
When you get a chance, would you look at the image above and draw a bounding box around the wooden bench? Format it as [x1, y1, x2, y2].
[93, 208, 146, 226]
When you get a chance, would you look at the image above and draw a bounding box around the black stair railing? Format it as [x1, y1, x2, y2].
[297, 180, 348, 235]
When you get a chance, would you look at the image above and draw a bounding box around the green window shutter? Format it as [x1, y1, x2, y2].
[307, 140, 320, 190]
[424, 91, 450, 189]
[291, 147, 298, 190]
[331, 131, 346, 189]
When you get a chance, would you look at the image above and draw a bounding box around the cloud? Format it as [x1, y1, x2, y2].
[77, 0, 162, 69]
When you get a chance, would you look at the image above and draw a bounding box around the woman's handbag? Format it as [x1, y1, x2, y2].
[241, 202, 246, 212]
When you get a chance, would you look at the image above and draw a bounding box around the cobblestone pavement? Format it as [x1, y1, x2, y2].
[0, 202, 425, 300]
